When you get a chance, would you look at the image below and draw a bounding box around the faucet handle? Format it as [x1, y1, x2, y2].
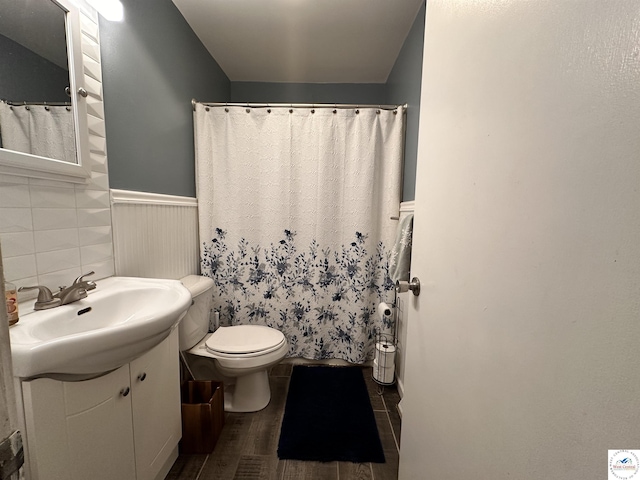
[73, 271, 97, 291]
[73, 271, 95, 285]
[18, 285, 62, 310]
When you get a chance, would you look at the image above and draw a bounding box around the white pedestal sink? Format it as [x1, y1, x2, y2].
[9, 276, 192, 378]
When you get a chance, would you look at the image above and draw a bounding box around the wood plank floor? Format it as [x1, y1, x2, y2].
[167, 364, 401, 480]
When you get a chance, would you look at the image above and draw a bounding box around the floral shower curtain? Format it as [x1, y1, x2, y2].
[195, 104, 404, 363]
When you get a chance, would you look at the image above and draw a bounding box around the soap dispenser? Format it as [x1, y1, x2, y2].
[4, 280, 19, 325]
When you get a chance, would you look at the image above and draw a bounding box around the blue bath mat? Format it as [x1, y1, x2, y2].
[277, 365, 385, 463]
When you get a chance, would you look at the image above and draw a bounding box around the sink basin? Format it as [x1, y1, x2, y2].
[9, 276, 192, 378]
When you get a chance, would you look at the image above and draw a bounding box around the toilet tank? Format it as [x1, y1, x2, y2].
[179, 275, 215, 351]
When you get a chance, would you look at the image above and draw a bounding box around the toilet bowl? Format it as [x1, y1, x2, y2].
[179, 275, 288, 412]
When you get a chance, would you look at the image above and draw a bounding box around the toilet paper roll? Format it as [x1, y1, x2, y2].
[373, 358, 395, 383]
[377, 302, 392, 320]
[373, 358, 395, 373]
[375, 341, 396, 367]
[376, 340, 397, 354]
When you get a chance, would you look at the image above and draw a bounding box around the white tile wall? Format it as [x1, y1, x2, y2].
[30, 186, 77, 209]
[0, 233, 35, 258]
[36, 248, 82, 275]
[0, 9, 114, 301]
[2, 255, 37, 282]
[78, 225, 111, 246]
[0, 183, 30, 207]
[33, 229, 79, 253]
[0, 208, 33, 234]
[32, 208, 78, 231]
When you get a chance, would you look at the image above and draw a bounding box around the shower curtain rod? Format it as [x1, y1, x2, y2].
[2, 99, 72, 107]
[191, 99, 407, 112]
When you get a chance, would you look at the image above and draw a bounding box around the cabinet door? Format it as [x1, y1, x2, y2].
[22, 366, 136, 480]
[130, 329, 181, 480]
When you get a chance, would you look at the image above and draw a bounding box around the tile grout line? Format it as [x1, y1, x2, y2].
[194, 453, 210, 480]
[381, 394, 400, 454]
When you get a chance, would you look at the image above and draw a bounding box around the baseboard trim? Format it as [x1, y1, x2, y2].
[396, 376, 404, 399]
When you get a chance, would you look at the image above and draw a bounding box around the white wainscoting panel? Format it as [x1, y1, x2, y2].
[111, 189, 199, 280]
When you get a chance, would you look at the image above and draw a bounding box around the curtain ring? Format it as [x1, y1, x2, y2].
[225, 108, 229, 113]
[205, 107, 210, 112]
[289, 109, 293, 113]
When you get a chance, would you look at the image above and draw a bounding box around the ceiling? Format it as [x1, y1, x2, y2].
[171, 0, 424, 84]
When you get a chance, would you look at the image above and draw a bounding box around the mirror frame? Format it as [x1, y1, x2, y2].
[0, 0, 91, 184]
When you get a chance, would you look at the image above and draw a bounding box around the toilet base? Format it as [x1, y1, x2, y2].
[224, 370, 271, 412]
[185, 332, 289, 413]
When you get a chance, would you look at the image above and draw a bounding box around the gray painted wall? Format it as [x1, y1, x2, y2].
[231, 82, 387, 105]
[99, 0, 424, 200]
[387, 1, 425, 201]
[99, 0, 230, 198]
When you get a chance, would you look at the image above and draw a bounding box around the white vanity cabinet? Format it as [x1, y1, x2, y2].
[130, 328, 182, 480]
[20, 329, 181, 480]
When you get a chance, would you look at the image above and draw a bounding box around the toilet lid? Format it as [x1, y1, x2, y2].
[205, 325, 286, 355]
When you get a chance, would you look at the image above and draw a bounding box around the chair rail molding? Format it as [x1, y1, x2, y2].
[110, 189, 197, 207]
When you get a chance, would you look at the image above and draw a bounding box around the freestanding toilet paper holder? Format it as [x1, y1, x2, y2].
[373, 289, 401, 387]
[373, 332, 397, 387]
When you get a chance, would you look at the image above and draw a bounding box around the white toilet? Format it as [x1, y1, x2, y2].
[179, 275, 288, 412]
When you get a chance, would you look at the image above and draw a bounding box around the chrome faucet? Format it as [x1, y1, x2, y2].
[19, 271, 98, 310]
[54, 271, 97, 305]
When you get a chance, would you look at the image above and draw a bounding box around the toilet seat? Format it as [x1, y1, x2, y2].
[205, 325, 286, 358]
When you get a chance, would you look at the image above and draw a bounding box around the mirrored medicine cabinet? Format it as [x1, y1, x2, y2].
[0, 0, 91, 183]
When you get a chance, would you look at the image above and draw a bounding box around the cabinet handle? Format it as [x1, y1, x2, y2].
[138, 372, 147, 382]
[120, 387, 130, 397]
